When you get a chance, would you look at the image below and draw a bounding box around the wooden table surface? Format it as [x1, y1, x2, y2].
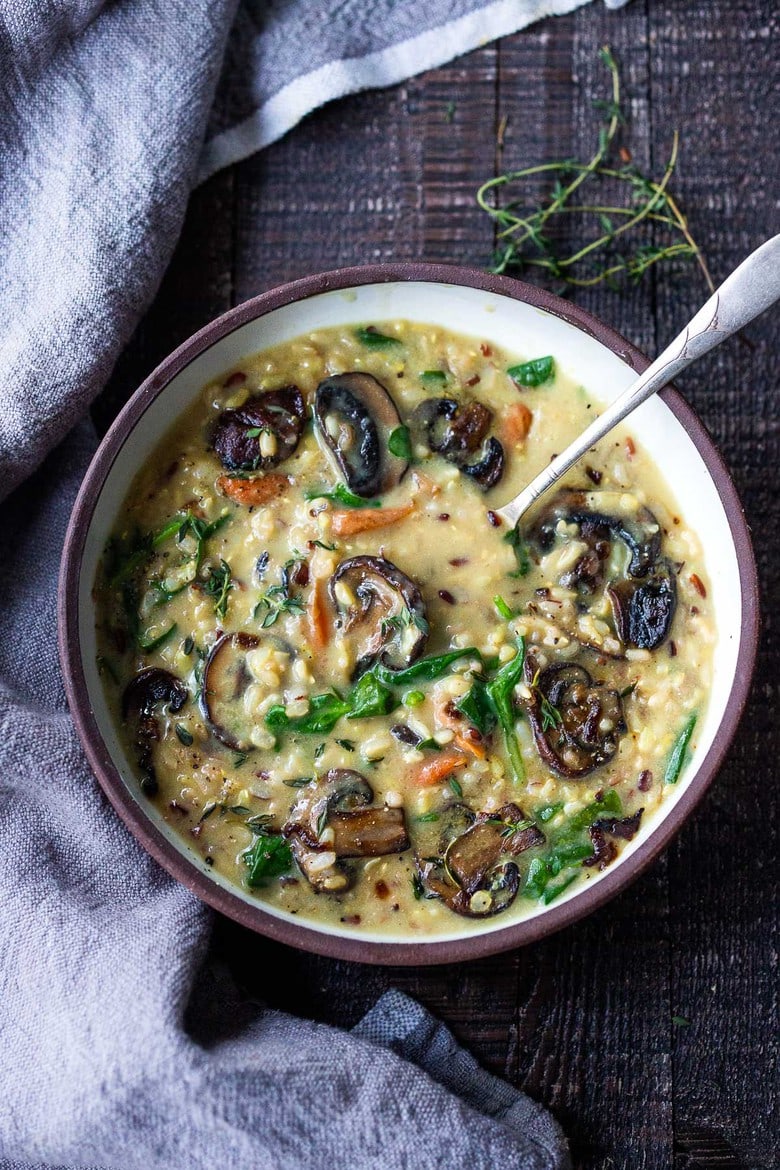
[96, 3, 778, 1167]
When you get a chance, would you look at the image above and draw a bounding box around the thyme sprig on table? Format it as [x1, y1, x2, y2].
[477, 47, 713, 293]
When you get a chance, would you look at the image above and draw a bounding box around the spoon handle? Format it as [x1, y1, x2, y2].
[497, 234, 780, 528]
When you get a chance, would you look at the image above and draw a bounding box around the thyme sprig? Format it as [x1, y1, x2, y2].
[477, 46, 713, 293]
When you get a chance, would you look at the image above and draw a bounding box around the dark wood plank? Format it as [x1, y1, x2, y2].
[91, 7, 779, 1169]
[648, 5, 779, 1168]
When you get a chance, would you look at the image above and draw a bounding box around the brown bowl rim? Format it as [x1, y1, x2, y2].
[57, 262, 759, 966]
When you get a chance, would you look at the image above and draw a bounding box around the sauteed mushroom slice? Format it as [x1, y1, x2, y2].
[199, 631, 260, 751]
[283, 769, 410, 893]
[608, 560, 677, 650]
[410, 398, 505, 489]
[583, 809, 644, 870]
[213, 386, 306, 471]
[122, 668, 188, 794]
[522, 650, 626, 778]
[415, 803, 542, 918]
[314, 372, 408, 497]
[530, 488, 662, 581]
[329, 555, 428, 675]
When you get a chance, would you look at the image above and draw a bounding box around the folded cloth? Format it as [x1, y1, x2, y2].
[0, 0, 630, 1163]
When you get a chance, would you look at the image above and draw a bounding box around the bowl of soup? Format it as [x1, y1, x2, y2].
[58, 265, 758, 964]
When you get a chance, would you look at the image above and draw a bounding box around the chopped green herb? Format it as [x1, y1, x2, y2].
[665, 713, 697, 784]
[415, 812, 440, 823]
[536, 802, 564, 824]
[484, 637, 526, 783]
[416, 738, 442, 752]
[175, 724, 193, 747]
[449, 776, 463, 799]
[504, 526, 531, 576]
[244, 426, 267, 438]
[316, 807, 329, 838]
[619, 681, 638, 698]
[354, 326, 402, 350]
[493, 594, 514, 620]
[305, 484, 382, 509]
[388, 425, 413, 461]
[232, 752, 249, 768]
[138, 623, 178, 654]
[508, 356, 555, 387]
[541, 874, 578, 905]
[420, 370, 447, 388]
[244, 831, 292, 887]
[336, 738, 355, 752]
[199, 802, 218, 823]
[182, 635, 195, 655]
[311, 539, 337, 550]
[284, 776, 313, 788]
[372, 647, 478, 687]
[412, 872, 425, 900]
[202, 560, 233, 620]
[455, 680, 496, 737]
[314, 742, 326, 760]
[346, 671, 396, 720]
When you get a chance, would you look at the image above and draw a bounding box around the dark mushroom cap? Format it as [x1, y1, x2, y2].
[213, 386, 306, 471]
[284, 769, 410, 893]
[525, 487, 677, 650]
[410, 397, 505, 489]
[122, 668, 188, 794]
[313, 372, 408, 497]
[199, 631, 260, 751]
[608, 560, 677, 650]
[415, 803, 543, 918]
[522, 650, 626, 779]
[583, 809, 644, 870]
[329, 555, 428, 675]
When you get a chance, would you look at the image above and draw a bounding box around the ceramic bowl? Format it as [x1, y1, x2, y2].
[58, 264, 759, 965]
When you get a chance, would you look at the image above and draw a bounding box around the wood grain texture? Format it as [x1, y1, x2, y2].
[94, 5, 779, 1167]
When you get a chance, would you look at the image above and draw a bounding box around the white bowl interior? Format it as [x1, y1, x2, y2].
[77, 281, 743, 945]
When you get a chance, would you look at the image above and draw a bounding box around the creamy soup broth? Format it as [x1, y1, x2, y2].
[95, 319, 714, 935]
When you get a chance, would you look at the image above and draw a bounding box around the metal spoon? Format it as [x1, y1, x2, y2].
[497, 234, 780, 529]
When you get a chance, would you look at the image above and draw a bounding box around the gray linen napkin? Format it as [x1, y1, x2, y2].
[0, 0, 634, 1163]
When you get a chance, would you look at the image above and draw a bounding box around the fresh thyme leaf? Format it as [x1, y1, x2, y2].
[388, 425, 413, 461]
[202, 560, 233, 620]
[449, 776, 463, 799]
[305, 484, 382, 509]
[476, 46, 713, 295]
[232, 752, 249, 768]
[316, 807, 329, 838]
[175, 724, 193, 747]
[182, 635, 195, 655]
[284, 776, 314, 788]
[415, 812, 440, 823]
[354, 326, 402, 350]
[311, 539, 337, 550]
[314, 742, 326, 760]
[335, 738, 355, 751]
[199, 802, 218, 823]
[619, 681, 637, 698]
[412, 872, 425, 900]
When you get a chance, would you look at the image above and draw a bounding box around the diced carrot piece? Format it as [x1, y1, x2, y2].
[307, 577, 330, 651]
[453, 730, 487, 759]
[216, 473, 289, 507]
[503, 402, 533, 446]
[331, 502, 414, 537]
[412, 750, 468, 787]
